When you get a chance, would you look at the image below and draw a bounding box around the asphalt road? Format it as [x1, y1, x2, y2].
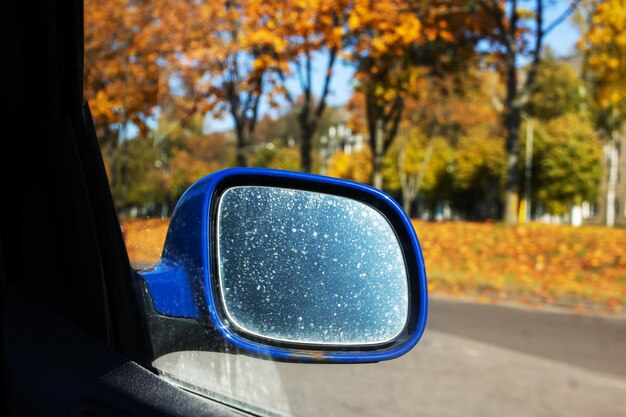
[428, 297, 626, 379]
[156, 298, 626, 417]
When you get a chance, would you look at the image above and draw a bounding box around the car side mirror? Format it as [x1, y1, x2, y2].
[140, 168, 428, 363]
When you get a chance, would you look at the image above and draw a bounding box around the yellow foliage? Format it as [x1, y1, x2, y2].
[414, 220, 626, 312]
[327, 147, 373, 184]
[581, 0, 626, 111]
[382, 128, 452, 195]
[455, 127, 505, 190]
[122, 218, 626, 312]
[266, 147, 301, 172]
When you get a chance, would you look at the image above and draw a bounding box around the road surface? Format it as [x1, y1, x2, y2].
[428, 297, 626, 378]
[155, 298, 626, 417]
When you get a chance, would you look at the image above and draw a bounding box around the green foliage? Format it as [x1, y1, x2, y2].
[384, 128, 454, 198]
[526, 56, 586, 121]
[532, 113, 602, 214]
[416, 138, 452, 198]
[110, 138, 168, 209]
[105, 114, 236, 211]
[454, 126, 506, 192]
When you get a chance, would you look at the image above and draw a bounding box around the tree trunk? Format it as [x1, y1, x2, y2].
[108, 123, 127, 207]
[402, 192, 413, 215]
[372, 118, 384, 189]
[399, 143, 432, 217]
[503, 63, 522, 225]
[300, 127, 313, 173]
[236, 145, 247, 167]
[372, 160, 383, 189]
[234, 123, 248, 167]
[398, 151, 411, 213]
[504, 156, 521, 224]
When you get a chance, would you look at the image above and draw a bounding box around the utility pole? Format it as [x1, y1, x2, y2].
[605, 143, 618, 227]
[519, 114, 534, 223]
[524, 117, 534, 222]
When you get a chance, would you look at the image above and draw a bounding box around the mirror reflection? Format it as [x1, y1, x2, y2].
[217, 186, 409, 345]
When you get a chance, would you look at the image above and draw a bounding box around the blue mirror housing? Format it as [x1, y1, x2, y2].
[140, 168, 428, 363]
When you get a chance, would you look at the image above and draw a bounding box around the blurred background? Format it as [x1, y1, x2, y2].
[84, 0, 625, 313]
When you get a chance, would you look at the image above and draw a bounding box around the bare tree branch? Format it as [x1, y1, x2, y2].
[247, 81, 263, 137]
[384, 96, 405, 152]
[543, 0, 582, 36]
[276, 69, 296, 105]
[509, 0, 519, 40]
[315, 46, 338, 119]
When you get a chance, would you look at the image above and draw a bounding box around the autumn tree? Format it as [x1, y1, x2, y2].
[346, 0, 422, 189]
[531, 113, 602, 214]
[265, 0, 349, 173]
[454, 126, 506, 219]
[85, 0, 181, 199]
[392, 130, 454, 214]
[391, 66, 502, 216]
[478, 0, 582, 224]
[84, 0, 169, 144]
[384, 66, 505, 219]
[348, 0, 493, 189]
[169, 0, 352, 171]
[166, 0, 291, 167]
[525, 53, 586, 121]
[579, 0, 626, 226]
[519, 55, 590, 220]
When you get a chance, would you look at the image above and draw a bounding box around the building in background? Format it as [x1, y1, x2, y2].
[318, 122, 366, 175]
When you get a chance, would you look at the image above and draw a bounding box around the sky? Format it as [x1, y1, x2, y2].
[198, 2, 583, 133]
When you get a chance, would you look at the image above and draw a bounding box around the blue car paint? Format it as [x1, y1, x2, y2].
[140, 168, 428, 362]
[140, 260, 198, 317]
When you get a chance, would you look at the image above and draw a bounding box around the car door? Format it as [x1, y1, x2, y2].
[1, 1, 258, 415]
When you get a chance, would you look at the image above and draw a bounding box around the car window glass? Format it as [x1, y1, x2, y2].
[84, 0, 626, 416]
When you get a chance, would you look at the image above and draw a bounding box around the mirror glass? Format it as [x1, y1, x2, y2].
[216, 186, 409, 346]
